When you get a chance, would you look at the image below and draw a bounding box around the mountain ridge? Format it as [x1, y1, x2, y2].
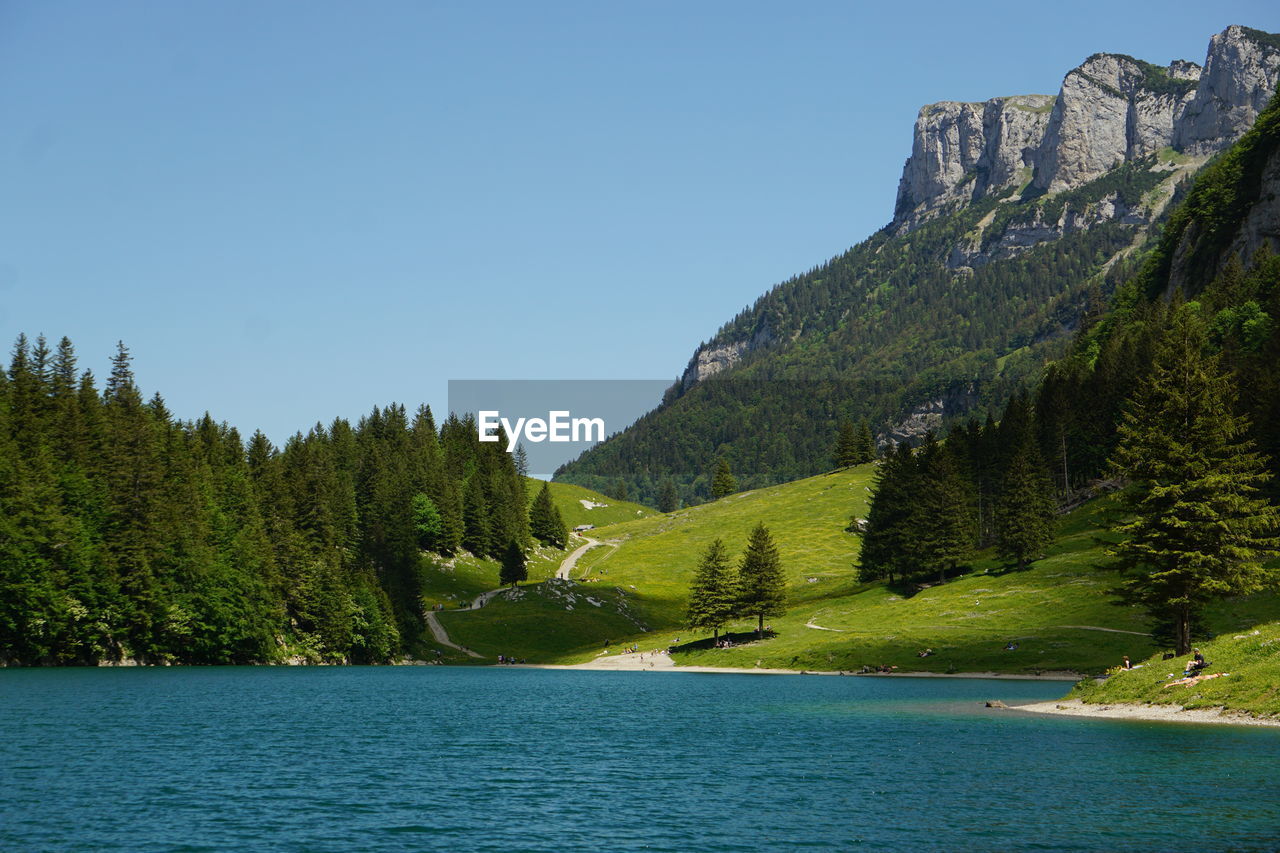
[556, 25, 1280, 506]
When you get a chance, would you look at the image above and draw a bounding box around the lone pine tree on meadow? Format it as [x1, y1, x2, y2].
[834, 420, 861, 468]
[529, 481, 568, 548]
[738, 522, 785, 635]
[686, 538, 736, 641]
[711, 459, 737, 499]
[1110, 305, 1280, 655]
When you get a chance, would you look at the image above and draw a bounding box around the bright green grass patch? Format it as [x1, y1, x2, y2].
[528, 477, 656, 529]
[438, 468, 1280, 674]
[574, 466, 876, 629]
[437, 579, 648, 663]
[419, 553, 501, 609]
[1069, 621, 1280, 717]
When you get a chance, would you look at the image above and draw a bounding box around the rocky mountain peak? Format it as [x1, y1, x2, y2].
[892, 26, 1280, 230]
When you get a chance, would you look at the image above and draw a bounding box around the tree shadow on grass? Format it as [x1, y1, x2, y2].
[669, 629, 777, 653]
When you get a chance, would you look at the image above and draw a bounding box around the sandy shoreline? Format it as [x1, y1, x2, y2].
[1013, 698, 1280, 727]
[510, 651, 1080, 680]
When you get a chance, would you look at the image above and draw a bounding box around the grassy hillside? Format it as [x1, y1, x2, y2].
[416, 479, 654, 613]
[441, 466, 1280, 673]
[1068, 622, 1280, 717]
[525, 478, 655, 529]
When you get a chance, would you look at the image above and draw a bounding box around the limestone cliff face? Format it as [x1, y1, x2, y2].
[1030, 54, 1200, 194]
[891, 26, 1280, 231]
[892, 95, 1054, 229]
[1175, 26, 1280, 155]
[683, 26, 1280, 393]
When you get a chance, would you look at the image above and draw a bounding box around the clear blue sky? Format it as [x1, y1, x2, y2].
[1, 1, 1274, 444]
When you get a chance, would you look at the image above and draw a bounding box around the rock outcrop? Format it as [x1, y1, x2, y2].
[680, 26, 1280, 397]
[891, 26, 1280, 231]
[892, 95, 1054, 228]
[679, 322, 773, 388]
[1175, 26, 1280, 155]
[1030, 54, 1199, 194]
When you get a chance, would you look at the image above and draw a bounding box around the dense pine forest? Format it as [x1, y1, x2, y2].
[0, 341, 534, 665]
[861, 89, 1280, 653]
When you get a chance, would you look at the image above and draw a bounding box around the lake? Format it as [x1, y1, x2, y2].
[2, 667, 1278, 852]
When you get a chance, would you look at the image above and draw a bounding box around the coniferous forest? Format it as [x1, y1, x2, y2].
[0, 339, 530, 665]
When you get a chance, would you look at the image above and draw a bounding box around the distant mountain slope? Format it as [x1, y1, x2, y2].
[557, 26, 1280, 506]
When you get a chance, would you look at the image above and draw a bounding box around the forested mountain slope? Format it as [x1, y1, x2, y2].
[557, 26, 1280, 506]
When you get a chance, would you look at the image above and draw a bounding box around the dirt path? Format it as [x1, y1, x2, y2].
[556, 536, 603, 580]
[424, 537, 611, 659]
[424, 610, 483, 658]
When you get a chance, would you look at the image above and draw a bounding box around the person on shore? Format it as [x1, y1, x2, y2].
[1122, 656, 1132, 669]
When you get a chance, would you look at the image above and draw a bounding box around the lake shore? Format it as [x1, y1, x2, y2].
[1013, 698, 1280, 727]
[513, 651, 1081, 679]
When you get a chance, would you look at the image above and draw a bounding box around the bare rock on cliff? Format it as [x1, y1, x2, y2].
[1175, 26, 1280, 156]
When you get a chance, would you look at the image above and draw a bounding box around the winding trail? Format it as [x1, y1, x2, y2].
[556, 535, 603, 580]
[427, 537, 603, 658]
[424, 610, 483, 658]
[1053, 624, 1151, 636]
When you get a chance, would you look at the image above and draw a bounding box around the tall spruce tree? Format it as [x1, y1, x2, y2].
[737, 522, 786, 634]
[994, 435, 1056, 571]
[499, 539, 528, 587]
[855, 419, 876, 463]
[529, 481, 567, 548]
[657, 477, 679, 513]
[513, 443, 529, 478]
[912, 438, 976, 583]
[711, 459, 737, 499]
[685, 538, 736, 641]
[834, 420, 860, 468]
[858, 443, 918, 584]
[1110, 305, 1280, 654]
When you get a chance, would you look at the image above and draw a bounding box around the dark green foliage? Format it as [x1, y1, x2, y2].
[499, 539, 528, 587]
[856, 420, 876, 463]
[833, 420, 861, 468]
[711, 459, 737, 499]
[994, 435, 1057, 571]
[0, 336, 530, 665]
[529, 481, 568, 548]
[1110, 305, 1280, 653]
[609, 477, 629, 502]
[858, 444, 919, 584]
[736, 522, 786, 633]
[657, 478, 679, 513]
[685, 538, 736, 640]
[913, 438, 977, 582]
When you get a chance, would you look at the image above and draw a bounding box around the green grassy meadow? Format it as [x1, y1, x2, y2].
[1070, 621, 1280, 716]
[424, 467, 1280, 694]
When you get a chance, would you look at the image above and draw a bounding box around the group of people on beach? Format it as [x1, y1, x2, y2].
[495, 654, 525, 664]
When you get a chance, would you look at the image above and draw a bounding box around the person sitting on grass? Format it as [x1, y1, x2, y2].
[1183, 649, 1209, 677]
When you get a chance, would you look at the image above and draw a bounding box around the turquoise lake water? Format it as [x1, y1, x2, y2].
[2, 668, 1278, 852]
